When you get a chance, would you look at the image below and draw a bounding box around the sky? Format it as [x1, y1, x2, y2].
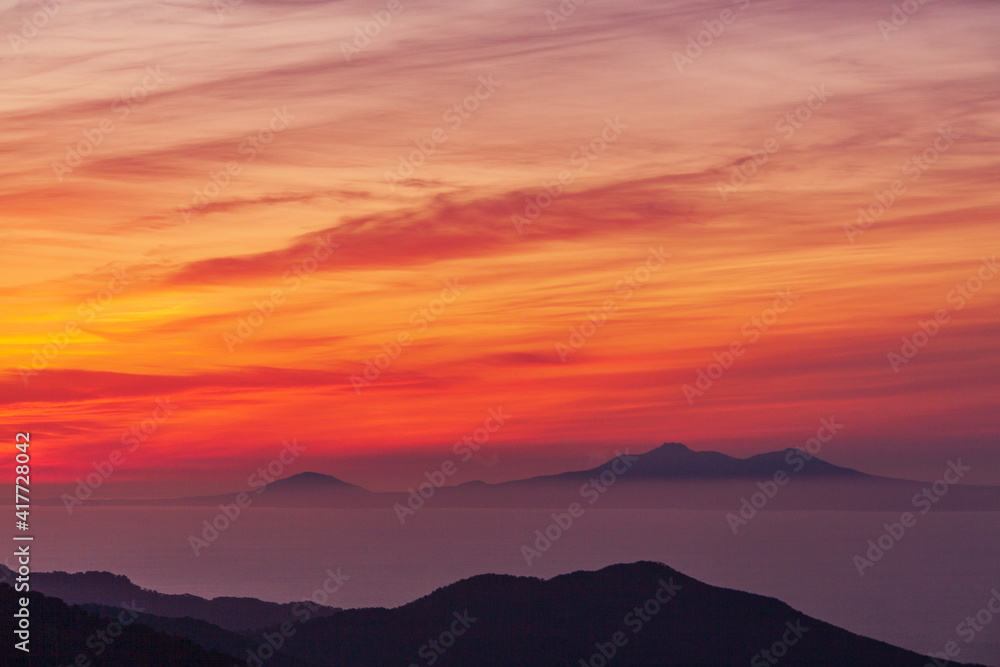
[1, 0, 998, 495]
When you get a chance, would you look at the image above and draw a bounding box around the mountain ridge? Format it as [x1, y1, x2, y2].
[271, 560, 986, 666]
[0, 564, 340, 632]
[4, 561, 985, 666]
[31, 441, 1000, 511]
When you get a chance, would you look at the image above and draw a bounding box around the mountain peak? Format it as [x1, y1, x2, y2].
[651, 442, 695, 454]
[264, 471, 360, 491]
[284, 560, 945, 665]
[283, 471, 348, 483]
[623, 442, 739, 478]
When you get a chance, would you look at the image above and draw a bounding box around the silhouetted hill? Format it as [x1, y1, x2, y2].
[644, 442, 869, 479]
[34, 442, 1000, 511]
[0, 584, 244, 666]
[81, 603, 317, 667]
[537, 441, 866, 482]
[425, 443, 1000, 510]
[271, 561, 982, 666]
[5, 563, 985, 666]
[244, 471, 376, 506]
[264, 471, 364, 492]
[0, 565, 339, 632]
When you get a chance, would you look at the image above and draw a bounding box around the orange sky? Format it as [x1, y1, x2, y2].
[2, 0, 998, 494]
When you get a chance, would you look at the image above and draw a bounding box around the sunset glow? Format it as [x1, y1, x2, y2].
[2, 0, 998, 494]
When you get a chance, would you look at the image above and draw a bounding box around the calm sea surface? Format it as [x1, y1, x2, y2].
[13, 507, 1000, 666]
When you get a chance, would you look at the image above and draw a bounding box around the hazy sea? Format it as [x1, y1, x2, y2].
[15, 507, 1000, 666]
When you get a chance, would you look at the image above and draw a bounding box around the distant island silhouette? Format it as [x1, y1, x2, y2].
[36, 442, 1000, 512]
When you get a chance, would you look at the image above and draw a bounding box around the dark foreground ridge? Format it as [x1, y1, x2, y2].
[0, 563, 340, 632]
[1, 562, 985, 666]
[0, 584, 243, 666]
